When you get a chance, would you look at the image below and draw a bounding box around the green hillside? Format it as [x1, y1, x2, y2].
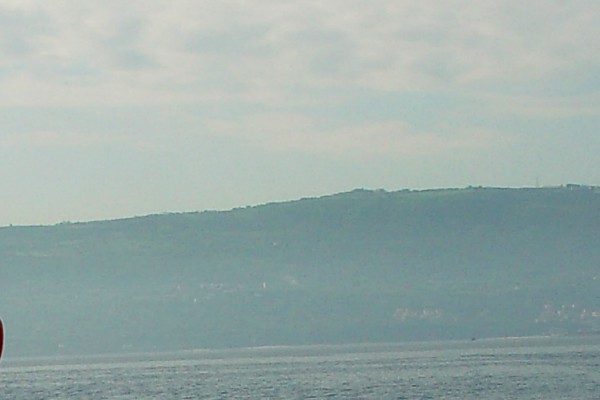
[1, 186, 599, 356]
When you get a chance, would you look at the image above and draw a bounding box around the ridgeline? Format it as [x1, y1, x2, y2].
[1, 186, 599, 356]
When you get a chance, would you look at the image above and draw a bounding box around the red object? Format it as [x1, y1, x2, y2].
[0, 319, 3, 361]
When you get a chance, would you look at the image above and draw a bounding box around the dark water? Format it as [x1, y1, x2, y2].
[1, 336, 599, 399]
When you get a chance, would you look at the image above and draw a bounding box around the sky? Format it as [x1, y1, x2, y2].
[1, 0, 599, 226]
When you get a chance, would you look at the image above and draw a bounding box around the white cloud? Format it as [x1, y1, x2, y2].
[0, 129, 114, 148]
[0, 0, 597, 162]
[1, 0, 598, 107]
[477, 92, 600, 119]
[204, 111, 506, 157]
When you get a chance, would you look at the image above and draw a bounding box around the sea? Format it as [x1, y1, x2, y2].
[1, 335, 598, 399]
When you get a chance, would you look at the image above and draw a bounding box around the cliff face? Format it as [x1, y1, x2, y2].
[1, 186, 599, 356]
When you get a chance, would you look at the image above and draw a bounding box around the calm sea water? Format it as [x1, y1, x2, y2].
[1, 336, 599, 399]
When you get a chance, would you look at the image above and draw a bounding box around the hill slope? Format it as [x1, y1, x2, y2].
[1, 186, 599, 356]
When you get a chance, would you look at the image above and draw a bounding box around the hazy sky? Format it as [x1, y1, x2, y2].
[1, 0, 599, 225]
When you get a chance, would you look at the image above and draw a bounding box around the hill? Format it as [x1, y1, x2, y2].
[1, 186, 599, 356]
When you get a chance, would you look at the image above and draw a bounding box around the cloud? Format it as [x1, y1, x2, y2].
[204, 111, 506, 157]
[1, 0, 598, 106]
[0, 0, 597, 164]
[476, 92, 600, 119]
[0, 129, 120, 148]
[0, 6, 52, 67]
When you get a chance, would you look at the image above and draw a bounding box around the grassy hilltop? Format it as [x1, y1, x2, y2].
[1, 186, 599, 356]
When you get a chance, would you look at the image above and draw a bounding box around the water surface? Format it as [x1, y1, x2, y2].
[1, 336, 599, 399]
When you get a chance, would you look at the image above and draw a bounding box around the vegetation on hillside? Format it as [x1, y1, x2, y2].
[1, 186, 599, 356]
